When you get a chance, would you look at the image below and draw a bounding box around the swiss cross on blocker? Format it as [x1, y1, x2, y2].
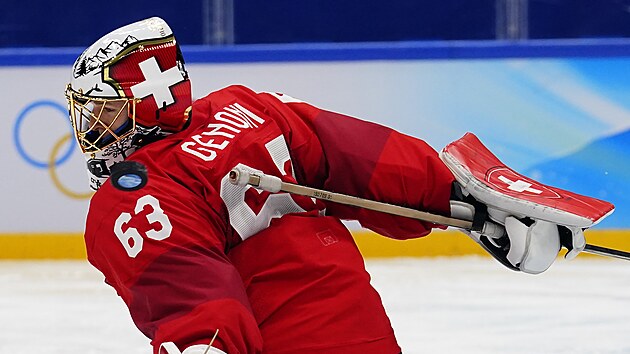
[441, 133, 615, 224]
[497, 175, 542, 194]
[487, 167, 560, 198]
[131, 57, 185, 107]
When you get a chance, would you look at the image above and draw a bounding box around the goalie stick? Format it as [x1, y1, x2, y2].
[228, 168, 630, 261]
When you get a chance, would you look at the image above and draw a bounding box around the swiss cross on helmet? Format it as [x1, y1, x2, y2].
[65, 17, 192, 191]
[104, 34, 191, 132]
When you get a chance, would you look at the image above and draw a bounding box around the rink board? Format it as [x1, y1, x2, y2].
[2, 40, 630, 259]
[1, 230, 628, 260]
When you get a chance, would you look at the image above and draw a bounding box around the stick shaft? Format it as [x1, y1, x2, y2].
[246, 173, 473, 229]
[239, 170, 629, 261]
[583, 244, 630, 261]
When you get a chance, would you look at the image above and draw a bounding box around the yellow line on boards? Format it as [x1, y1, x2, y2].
[0, 230, 629, 260]
[0, 233, 86, 260]
[353, 229, 630, 258]
[354, 230, 486, 258]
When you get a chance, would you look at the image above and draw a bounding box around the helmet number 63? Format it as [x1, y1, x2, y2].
[114, 194, 172, 258]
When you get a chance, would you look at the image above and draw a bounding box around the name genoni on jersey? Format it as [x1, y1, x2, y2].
[181, 102, 265, 161]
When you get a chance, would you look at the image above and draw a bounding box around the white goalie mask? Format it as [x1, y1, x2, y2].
[65, 17, 192, 190]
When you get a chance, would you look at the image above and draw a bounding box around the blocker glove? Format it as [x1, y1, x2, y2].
[441, 133, 613, 275]
[450, 193, 585, 274]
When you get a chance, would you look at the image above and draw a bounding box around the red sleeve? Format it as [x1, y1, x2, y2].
[256, 91, 455, 239]
[84, 169, 263, 354]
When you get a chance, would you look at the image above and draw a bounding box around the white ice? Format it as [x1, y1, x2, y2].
[1, 257, 629, 354]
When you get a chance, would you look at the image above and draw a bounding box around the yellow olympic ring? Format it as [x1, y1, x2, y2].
[49, 133, 94, 200]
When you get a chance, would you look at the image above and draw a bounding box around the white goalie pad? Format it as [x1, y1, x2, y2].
[440, 133, 614, 229]
[160, 342, 227, 354]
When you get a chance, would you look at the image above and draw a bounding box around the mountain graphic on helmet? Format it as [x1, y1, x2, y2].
[65, 17, 193, 191]
[73, 35, 139, 78]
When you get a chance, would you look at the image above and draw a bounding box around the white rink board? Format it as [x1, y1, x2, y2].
[3, 57, 630, 234]
[1, 61, 486, 233]
[1, 257, 629, 354]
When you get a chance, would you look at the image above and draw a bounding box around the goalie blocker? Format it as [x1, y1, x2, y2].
[440, 133, 615, 274]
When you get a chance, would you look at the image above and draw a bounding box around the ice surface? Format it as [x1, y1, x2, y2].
[370, 257, 630, 354]
[1, 257, 628, 353]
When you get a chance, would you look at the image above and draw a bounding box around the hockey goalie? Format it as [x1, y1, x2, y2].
[64, 16, 615, 354]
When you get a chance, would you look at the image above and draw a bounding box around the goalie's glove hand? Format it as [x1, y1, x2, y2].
[473, 214, 559, 274]
[451, 200, 586, 275]
[441, 133, 613, 273]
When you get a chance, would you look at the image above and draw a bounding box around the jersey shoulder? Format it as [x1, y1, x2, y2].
[195, 85, 260, 109]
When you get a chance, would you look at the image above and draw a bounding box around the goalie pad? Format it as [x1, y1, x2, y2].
[160, 342, 227, 354]
[440, 133, 614, 228]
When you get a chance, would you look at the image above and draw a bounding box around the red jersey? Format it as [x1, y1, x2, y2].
[84, 85, 454, 353]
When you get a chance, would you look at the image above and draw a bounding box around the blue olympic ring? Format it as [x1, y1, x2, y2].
[13, 100, 75, 169]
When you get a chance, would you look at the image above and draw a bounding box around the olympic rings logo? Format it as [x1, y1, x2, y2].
[13, 100, 93, 200]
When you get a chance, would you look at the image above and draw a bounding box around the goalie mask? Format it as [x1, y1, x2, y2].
[65, 17, 192, 190]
